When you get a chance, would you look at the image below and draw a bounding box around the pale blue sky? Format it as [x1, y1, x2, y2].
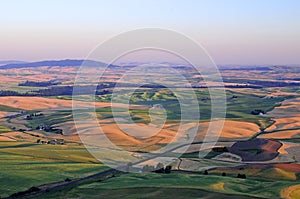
[1, 0, 300, 65]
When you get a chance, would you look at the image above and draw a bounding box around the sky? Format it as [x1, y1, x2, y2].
[1, 0, 300, 65]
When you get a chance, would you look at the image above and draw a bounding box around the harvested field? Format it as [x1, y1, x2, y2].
[281, 184, 300, 199]
[259, 129, 300, 139]
[168, 120, 260, 142]
[0, 135, 15, 141]
[265, 117, 300, 132]
[0, 96, 130, 110]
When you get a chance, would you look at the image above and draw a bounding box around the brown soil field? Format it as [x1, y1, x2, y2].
[259, 129, 300, 139]
[275, 164, 300, 172]
[166, 120, 260, 142]
[228, 139, 282, 162]
[261, 140, 282, 151]
[193, 120, 260, 141]
[0, 96, 130, 110]
[0, 135, 16, 141]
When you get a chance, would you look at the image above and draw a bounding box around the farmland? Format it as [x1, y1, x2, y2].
[0, 62, 299, 198]
[0, 142, 107, 198]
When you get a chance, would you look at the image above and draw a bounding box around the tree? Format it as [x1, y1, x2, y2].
[237, 173, 246, 179]
[165, 165, 172, 174]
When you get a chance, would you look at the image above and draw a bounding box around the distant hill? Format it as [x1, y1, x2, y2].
[219, 65, 273, 70]
[0, 60, 27, 66]
[0, 59, 190, 70]
[0, 59, 107, 69]
[219, 65, 300, 70]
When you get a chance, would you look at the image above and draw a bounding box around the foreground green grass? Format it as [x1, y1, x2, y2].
[37, 187, 263, 199]
[0, 142, 107, 198]
[34, 172, 299, 199]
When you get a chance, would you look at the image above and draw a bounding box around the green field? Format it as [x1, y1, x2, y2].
[33, 187, 265, 199]
[32, 172, 299, 199]
[54, 88, 289, 126]
[0, 142, 107, 198]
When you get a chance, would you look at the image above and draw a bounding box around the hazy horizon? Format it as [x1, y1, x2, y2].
[1, 0, 300, 65]
[0, 58, 299, 67]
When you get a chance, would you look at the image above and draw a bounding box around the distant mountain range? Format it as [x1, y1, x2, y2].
[0, 60, 27, 66]
[0, 59, 106, 69]
[0, 59, 297, 70]
[0, 59, 190, 70]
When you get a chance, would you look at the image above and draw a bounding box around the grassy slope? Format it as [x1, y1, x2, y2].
[54, 88, 288, 126]
[37, 187, 264, 199]
[34, 172, 299, 199]
[0, 142, 107, 198]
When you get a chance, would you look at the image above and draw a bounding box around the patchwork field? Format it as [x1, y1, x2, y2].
[259, 98, 300, 141]
[0, 64, 299, 198]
